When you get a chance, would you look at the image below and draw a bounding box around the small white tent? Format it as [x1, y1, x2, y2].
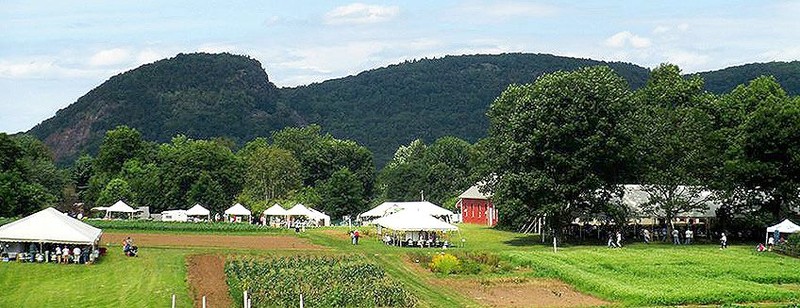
[287, 203, 313, 217]
[185, 204, 211, 221]
[766, 219, 800, 242]
[0, 207, 102, 247]
[224, 203, 252, 222]
[105, 200, 137, 219]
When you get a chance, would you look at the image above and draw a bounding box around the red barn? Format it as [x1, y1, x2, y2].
[456, 184, 497, 226]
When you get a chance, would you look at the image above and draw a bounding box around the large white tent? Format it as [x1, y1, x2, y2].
[224, 203, 252, 222]
[766, 219, 800, 242]
[161, 210, 188, 222]
[185, 204, 211, 221]
[359, 201, 454, 224]
[0, 207, 102, 247]
[103, 200, 137, 219]
[374, 209, 458, 232]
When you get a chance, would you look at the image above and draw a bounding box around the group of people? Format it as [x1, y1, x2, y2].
[53, 245, 89, 263]
[349, 230, 361, 245]
[607, 231, 624, 248]
[1, 243, 97, 264]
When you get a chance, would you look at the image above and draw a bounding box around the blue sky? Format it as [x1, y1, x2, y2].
[2, 1, 799, 133]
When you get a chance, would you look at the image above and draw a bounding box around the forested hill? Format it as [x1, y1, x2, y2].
[281, 54, 650, 165]
[27, 52, 800, 167]
[28, 53, 300, 162]
[698, 61, 800, 95]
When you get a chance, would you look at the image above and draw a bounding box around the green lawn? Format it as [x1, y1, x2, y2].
[0, 247, 191, 307]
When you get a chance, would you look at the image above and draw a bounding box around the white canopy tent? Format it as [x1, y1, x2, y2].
[224, 203, 252, 222]
[0, 207, 102, 248]
[185, 204, 211, 221]
[287, 203, 313, 217]
[263, 203, 289, 216]
[104, 200, 137, 219]
[766, 219, 800, 243]
[374, 209, 459, 232]
[358, 201, 454, 224]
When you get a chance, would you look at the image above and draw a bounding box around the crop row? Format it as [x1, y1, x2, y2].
[226, 256, 418, 307]
[85, 220, 288, 233]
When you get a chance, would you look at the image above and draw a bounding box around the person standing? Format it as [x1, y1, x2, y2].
[672, 229, 680, 245]
[354, 230, 360, 245]
[62, 246, 71, 264]
[72, 246, 81, 264]
[615, 231, 623, 248]
[720, 233, 728, 249]
[55, 246, 62, 263]
[767, 236, 775, 251]
[685, 229, 693, 245]
[642, 229, 650, 244]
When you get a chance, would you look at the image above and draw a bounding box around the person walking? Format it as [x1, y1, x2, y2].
[354, 230, 360, 245]
[672, 228, 680, 245]
[607, 232, 617, 248]
[642, 229, 650, 244]
[615, 231, 623, 248]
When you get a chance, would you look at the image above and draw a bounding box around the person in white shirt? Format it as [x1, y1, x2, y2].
[720, 233, 728, 249]
[767, 236, 775, 251]
[62, 246, 70, 264]
[55, 246, 62, 263]
[685, 229, 693, 245]
[642, 229, 650, 244]
[73, 247, 81, 263]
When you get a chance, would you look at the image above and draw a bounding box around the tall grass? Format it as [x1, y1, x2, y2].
[86, 219, 289, 234]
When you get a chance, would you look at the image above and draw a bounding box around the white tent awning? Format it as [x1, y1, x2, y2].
[264, 203, 289, 216]
[287, 203, 313, 216]
[374, 209, 458, 232]
[186, 204, 210, 216]
[0, 207, 103, 245]
[224, 203, 251, 216]
[359, 201, 454, 219]
[106, 200, 137, 213]
[767, 219, 800, 233]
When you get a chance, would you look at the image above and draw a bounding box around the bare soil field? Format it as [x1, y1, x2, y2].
[435, 278, 609, 308]
[187, 255, 232, 308]
[102, 232, 324, 250]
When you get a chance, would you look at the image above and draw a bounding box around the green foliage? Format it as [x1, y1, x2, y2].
[94, 125, 147, 176]
[226, 256, 418, 307]
[0, 133, 65, 216]
[410, 251, 508, 276]
[238, 139, 302, 203]
[486, 66, 633, 233]
[699, 61, 800, 96]
[316, 168, 366, 220]
[96, 178, 135, 207]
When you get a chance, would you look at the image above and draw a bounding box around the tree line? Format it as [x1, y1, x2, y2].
[1, 125, 477, 221]
[3, 63, 798, 235]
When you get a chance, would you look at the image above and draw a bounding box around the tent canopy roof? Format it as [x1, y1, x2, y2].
[263, 203, 289, 216]
[186, 204, 210, 216]
[224, 203, 251, 216]
[287, 203, 313, 216]
[767, 219, 800, 233]
[0, 207, 102, 245]
[106, 200, 137, 213]
[308, 208, 330, 221]
[359, 201, 454, 219]
[619, 185, 720, 218]
[374, 209, 458, 231]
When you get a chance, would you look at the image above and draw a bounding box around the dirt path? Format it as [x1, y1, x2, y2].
[187, 255, 232, 308]
[102, 233, 324, 250]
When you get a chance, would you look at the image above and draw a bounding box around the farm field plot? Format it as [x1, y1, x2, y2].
[506, 245, 800, 306]
[101, 232, 324, 250]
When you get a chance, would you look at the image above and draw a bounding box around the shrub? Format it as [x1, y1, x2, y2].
[429, 253, 461, 275]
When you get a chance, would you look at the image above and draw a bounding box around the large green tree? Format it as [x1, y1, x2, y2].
[631, 64, 717, 232]
[0, 134, 65, 216]
[317, 168, 366, 220]
[485, 66, 633, 235]
[238, 138, 302, 206]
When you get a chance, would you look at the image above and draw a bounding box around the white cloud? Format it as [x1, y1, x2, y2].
[324, 3, 400, 25]
[88, 48, 130, 67]
[605, 31, 651, 49]
[653, 26, 670, 34]
[135, 49, 165, 65]
[677, 23, 689, 31]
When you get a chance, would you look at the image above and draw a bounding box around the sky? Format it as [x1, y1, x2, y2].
[2, 1, 799, 133]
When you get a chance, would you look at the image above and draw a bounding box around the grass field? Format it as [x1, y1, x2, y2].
[1, 221, 800, 307]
